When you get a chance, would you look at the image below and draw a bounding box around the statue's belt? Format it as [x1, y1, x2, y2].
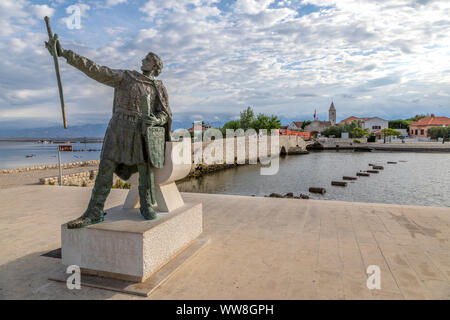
[113, 108, 158, 125]
[113, 112, 141, 123]
[112, 112, 162, 140]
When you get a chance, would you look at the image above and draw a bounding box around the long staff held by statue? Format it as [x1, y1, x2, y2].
[44, 16, 67, 129]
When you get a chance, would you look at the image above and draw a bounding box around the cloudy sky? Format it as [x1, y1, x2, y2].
[0, 0, 449, 130]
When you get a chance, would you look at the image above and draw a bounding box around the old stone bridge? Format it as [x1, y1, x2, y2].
[197, 135, 313, 161]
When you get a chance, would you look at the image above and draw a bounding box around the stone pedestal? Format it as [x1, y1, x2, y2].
[61, 202, 202, 282]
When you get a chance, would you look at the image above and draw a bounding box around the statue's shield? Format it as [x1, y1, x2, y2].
[144, 126, 165, 168]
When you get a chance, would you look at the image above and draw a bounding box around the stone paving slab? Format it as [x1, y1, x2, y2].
[0, 185, 449, 300]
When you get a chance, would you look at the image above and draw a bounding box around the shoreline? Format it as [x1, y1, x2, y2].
[1, 149, 448, 208]
[0, 137, 103, 143]
[365, 144, 450, 152]
[0, 160, 100, 174]
[2, 142, 449, 174]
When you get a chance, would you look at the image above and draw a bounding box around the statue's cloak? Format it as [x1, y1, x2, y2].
[114, 73, 172, 181]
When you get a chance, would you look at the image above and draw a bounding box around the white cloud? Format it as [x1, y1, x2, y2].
[1, 0, 450, 130]
[9, 38, 28, 53]
[105, 26, 127, 35]
[105, 0, 127, 7]
[234, 0, 274, 15]
[30, 4, 55, 19]
[0, 0, 29, 36]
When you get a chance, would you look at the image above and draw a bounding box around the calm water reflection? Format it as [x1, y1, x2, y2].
[178, 151, 450, 207]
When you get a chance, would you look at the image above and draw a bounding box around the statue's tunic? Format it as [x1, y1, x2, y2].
[63, 50, 172, 176]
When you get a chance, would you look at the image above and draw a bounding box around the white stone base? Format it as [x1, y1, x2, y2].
[123, 141, 192, 212]
[61, 202, 202, 282]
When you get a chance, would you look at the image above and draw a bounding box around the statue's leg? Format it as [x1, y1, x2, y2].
[67, 159, 117, 229]
[137, 163, 157, 220]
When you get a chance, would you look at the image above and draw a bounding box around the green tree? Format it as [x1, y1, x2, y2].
[321, 126, 342, 138]
[340, 120, 363, 138]
[389, 119, 410, 130]
[405, 114, 428, 122]
[381, 128, 402, 143]
[250, 114, 281, 132]
[222, 107, 281, 134]
[382, 128, 402, 136]
[351, 127, 371, 138]
[221, 120, 242, 135]
[301, 120, 312, 130]
[240, 106, 255, 130]
[428, 127, 450, 140]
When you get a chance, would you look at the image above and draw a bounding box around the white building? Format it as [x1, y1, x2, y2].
[362, 117, 389, 133]
[339, 116, 388, 133]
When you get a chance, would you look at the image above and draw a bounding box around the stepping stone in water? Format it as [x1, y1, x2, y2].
[331, 181, 347, 187]
[309, 187, 326, 194]
[357, 172, 370, 176]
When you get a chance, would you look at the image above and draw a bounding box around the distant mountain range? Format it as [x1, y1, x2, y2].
[0, 124, 109, 139]
[0, 115, 300, 138]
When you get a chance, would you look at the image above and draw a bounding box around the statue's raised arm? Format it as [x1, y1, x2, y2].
[62, 50, 124, 88]
[45, 35, 123, 88]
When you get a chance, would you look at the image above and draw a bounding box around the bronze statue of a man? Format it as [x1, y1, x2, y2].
[46, 38, 172, 229]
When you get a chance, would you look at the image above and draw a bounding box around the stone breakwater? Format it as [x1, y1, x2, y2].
[40, 170, 97, 186]
[39, 163, 242, 187]
[1, 160, 100, 174]
[39, 170, 126, 188]
[188, 163, 241, 178]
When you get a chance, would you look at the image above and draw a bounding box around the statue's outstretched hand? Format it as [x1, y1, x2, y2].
[45, 34, 64, 57]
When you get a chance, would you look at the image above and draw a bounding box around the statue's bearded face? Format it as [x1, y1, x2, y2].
[141, 56, 156, 73]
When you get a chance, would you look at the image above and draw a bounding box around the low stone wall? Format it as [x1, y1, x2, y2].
[188, 163, 241, 178]
[39, 170, 128, 188]
[40, 163, 243, 187]
[317, 138, 368, 149]
[40, 170, 97, 186]
[1, 160, 100, 174]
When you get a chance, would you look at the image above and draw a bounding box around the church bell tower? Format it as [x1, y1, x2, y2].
[329, 102, 336, 125]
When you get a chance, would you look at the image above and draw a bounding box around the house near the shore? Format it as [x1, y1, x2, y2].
[287, 121, 304, 130]
[409, 114, 450, 137]
[338, 116, 388, 133]
[304, 120, 332, 134]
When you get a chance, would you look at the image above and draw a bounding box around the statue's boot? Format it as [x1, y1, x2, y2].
[67, 196, 105, 229]
[139, 186, 157, 220]
[66, 158, 116, 229]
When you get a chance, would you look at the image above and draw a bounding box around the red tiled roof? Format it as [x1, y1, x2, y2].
[338, 116, 369, 125]
[410, 116, 450, 127]
[291, 121, 303, 127]
[188, 126, 208, 131]
[338, 116, 384, 125]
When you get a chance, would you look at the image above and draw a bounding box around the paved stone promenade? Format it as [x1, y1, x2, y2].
[0, 185, 449, 299]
